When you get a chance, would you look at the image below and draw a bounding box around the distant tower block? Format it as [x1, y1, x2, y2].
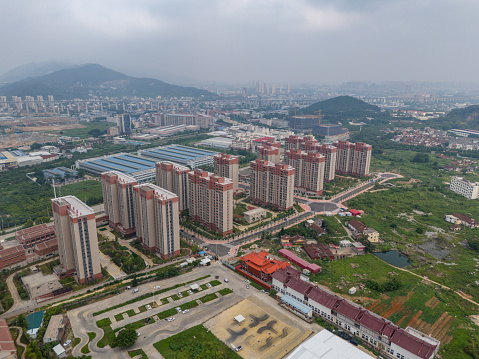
[287, 83, 291, 93]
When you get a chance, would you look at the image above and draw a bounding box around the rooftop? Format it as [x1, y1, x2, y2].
[102, 170, 138, 184]
[136, 183, 178, 200]
[0, 319, 16, 355]
[139, 145, 218, 164]
[77, 153, 156, 175]
[53, 195, 94, 217]
[26, 311, 45, 330]
[16, 223, 55, 242]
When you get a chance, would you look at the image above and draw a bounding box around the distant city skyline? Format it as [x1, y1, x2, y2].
[1, 1, 479, 85]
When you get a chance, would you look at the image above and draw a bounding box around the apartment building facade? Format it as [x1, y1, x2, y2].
[101, 171, 138, 236]
[132, 184, 180, 259]
[284, 150, 325, 195]
[155, 161, 189, 211]
[257, 140, 281, 164]
[250, 159, 295, 211]
[187, 170, 234, 236]
[153, 113, 213, 128]
[450, 176, 479, 199]
[51, 196, 101, 284]
[334, 141, 372, 177]
[213, 153, 239, 192]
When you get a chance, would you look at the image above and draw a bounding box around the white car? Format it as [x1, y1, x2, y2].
[224, 278, 229, 283]
[146, 305, 151, 310]
[167, 317, 175, 322]
[207, 283, 212, 288]
[176, 307, 182, 312]
[63, 340, 71, 346]
[154, 285, 161, 290]
[183, 309, 189, 314]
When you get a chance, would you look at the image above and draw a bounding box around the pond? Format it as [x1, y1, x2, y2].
[374, 250, 412, 268]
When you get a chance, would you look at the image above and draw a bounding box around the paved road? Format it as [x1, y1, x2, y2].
[98, 252, 126, 280]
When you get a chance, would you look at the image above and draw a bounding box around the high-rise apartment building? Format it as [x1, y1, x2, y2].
[153, 113, 213, 128]
[285, 135, 338, 182]
[187, 170, 233, 236]
[284, 150, 325, 195]
[132, 184, 180, 259]
[250, 160, 295, 211]
[117, 114, 131, 134]
[213, 153, 239, 192]
[101, 171, 138, 236]
[334, 141, 372, 177]
[318, 144, 337, 182]
[155, 161, 189, 212]
[51, 196, 101, 284]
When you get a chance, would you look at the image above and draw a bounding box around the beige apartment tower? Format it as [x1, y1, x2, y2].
[101, 171, 138, 236]
[155, 161, 189, 212]
[132, 184, 180, 259]
[318, 144, 337, 182]
[250, 159, 295, 211]
[334, 141, 372, 177]
[51, 196, 101, 284]
[213, 153, 239, 192]
[284, 150, 325, 195]
[187, 170, 234, 236]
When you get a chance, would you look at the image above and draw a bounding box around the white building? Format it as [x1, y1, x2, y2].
[450, 176, 479, 199]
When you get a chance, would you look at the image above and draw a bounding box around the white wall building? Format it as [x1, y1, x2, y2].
[450, 176, 479, 199]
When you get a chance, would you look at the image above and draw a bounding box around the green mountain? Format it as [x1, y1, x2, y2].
[300, 95, 385, 122]
[428, 104, 479, 131]
[0, 64, 216, 100]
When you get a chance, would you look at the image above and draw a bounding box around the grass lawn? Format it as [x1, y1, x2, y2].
[60, 180, 103, 205]
[171, 294, 180, 301]
[128, 349, 148, 359]
[158, 308, 177, 320]
[114, 313, 124, 322]
[180, 301, 199, 310]
[160, 297, 169, 305]
[9, 328, 25, 359]
[115, 317, 156, 332]
[218, 288, 233, 296]
[81, 332, 96, 354]
[153, 325, 241, 359]
[200, 284, 208, 290]
[126, 309, 137, 317]
[96, 318, 115, 348]
[60, 121, 111, 138]
[72, 337, 81, 348]
[210, 280, 221, 287]
[199, 293, 218, 303]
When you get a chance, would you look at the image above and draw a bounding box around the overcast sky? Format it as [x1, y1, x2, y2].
[1, 0, 478, 85]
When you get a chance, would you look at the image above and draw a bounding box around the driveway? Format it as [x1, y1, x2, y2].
[98, 252, 126, 280]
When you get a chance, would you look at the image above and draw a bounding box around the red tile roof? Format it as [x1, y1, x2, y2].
[0, 319, 16, 353]
[390, 328, 437, 359]
[334, 300, 362, 320]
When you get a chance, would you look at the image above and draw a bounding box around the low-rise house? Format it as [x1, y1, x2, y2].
[52, 344, 66, 358]
[303, 243, 335, 261]
[445, 213, 478, 229]
[243, 207, 267, 224]
[281, 235, 307, 246]
[43, 315, 67, 344]
[26, 311, 45, 339]
[347, 219, 379, 243]
[0, 244, 26, 270]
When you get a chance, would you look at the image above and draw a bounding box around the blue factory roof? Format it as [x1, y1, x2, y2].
[281, 295, 312, 314]
[140, 145, 218, 163]
[0, 150, 26, 160]
[80, 153, 156, 175]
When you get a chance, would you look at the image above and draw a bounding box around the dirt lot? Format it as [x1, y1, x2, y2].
[21, 123, 86, 132]
[204, 296, 312, 359]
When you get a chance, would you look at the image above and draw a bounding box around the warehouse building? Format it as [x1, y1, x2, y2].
[139, 145, 218, 169]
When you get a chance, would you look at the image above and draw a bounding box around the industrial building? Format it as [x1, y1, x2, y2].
[132, 184, 180, 259]
[51, 196, 102, 284]
[155, 161, 190, 212]
[199, 137, 233, 149]
[250, 159, 295, 211]
[15, 223, 56, 253]
[139, 145, 218, 169]
[76, 153, 156, 182]
[101, 171, 138, 236]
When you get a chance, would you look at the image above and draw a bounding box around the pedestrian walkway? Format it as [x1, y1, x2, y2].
[98, 252, 126, 279]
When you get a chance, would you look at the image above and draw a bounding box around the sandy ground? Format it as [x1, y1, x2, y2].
[204, 296, 313, 359]
[21, 123, 86, 132]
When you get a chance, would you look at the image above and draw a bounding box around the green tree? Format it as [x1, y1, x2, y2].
[114, 325, 137, 348]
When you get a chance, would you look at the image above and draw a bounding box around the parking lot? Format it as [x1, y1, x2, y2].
[68, 263, 319, 358]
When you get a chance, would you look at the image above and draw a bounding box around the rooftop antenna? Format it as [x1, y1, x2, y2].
[53, 179, 57, 198]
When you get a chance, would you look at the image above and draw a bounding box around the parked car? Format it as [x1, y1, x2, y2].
[183, 310, 190, 314]
[154, 285, 161, 290]
[146, 305, 151, 310]
[235, 346, 243, 352]
[207, 283, 212, 288]
[132, 289, 139, 294]
[177, 292, 183, 297]
[246, 285, 250, 289]
[187, 290, 193, 295]
[63, 340, 71, 346]
[224, 278, 229, 283]
[176, 307, 182, 312]
[167, 317, 175, 322]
